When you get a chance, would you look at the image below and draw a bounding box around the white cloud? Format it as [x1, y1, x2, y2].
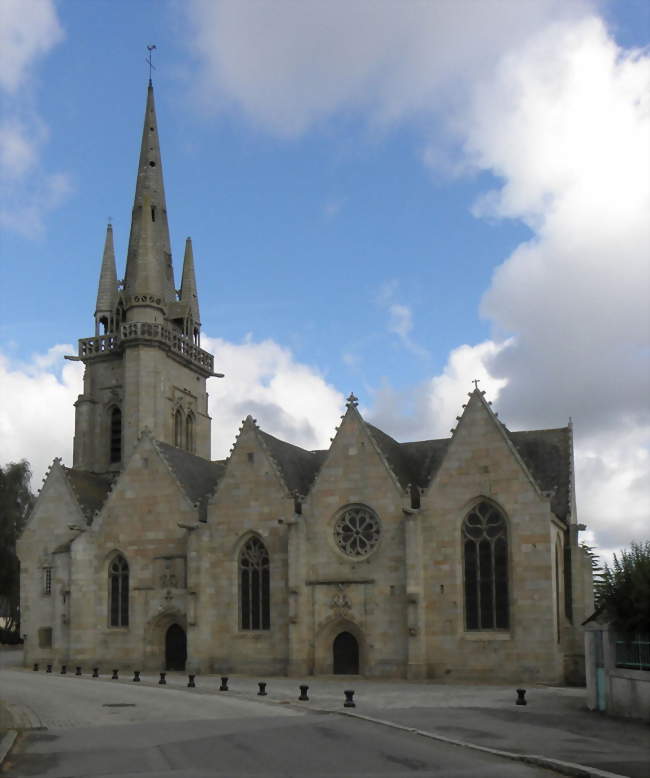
[574, 422, 650, 561]
[0, 347, 82, 490]
[367, 339, 509, 440]
[0, 0, 68, 236]
[0, 0, 63, 93]
[0, 120, 38, 179]
[203, 335, 345, 458]
[0, 337, 345, 486]
[182, 2, 650, 555]
[184, 0, 590, 136]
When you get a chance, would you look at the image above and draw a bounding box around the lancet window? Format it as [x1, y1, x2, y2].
[185, 413, 194, 453]
[109, 555, 129, 627]
[462, 501, 509, 630]
[109, 407, 122, 464]
[239, 537, 270, 630]
[174, 409, 183, 448]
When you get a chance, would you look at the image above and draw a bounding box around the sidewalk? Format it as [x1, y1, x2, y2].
[5, 658, 650, 778]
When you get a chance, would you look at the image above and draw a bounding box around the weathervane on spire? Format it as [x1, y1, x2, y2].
[146, 44, 157, 82]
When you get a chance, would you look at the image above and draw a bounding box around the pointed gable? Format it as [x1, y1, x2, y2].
[424, 387, 572, 521]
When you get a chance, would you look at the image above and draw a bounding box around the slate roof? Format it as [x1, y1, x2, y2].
[62, 467, 113, 523]
[366, 424, 449, 490]
[59, 420, 571, 526]
[507, 427, 571, 520]
[155, 440, 225, 505]
[258, 429, 326, 496]
[366, 422, 571, 520]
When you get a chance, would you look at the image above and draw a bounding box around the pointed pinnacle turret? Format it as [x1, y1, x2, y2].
[95, 222, 118, 316]
[123, 81, 176, 310]
[180, 237, 200, 326]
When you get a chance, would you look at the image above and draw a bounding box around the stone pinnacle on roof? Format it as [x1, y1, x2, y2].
[123, 80, 176, 304]
[180, 237, 200, 325]
[346, 393, 359, 408]
[95, 222, 118, 317]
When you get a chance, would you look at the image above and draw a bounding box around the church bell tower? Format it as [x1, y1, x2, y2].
[70, 80, 216, 473]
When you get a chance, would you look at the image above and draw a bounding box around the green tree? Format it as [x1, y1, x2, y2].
[595, 541, 650, 633]
[0, 460, 34, 638]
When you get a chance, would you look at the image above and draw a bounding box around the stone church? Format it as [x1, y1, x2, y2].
[18, 81, 594, 683]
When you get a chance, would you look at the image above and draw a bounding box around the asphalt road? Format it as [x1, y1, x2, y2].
[0, 662, 556, 777]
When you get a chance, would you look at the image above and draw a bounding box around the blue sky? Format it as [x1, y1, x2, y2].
[1, 0, 648, 561]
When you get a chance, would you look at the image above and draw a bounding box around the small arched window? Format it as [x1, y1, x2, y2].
[109, 407, 122, 464]
[185, 413, 194, 453]
[109, 555, 129, 627]
[463, 501, 508, 630]
[174, 409, 183, 448]
[240, 537, 270, 630]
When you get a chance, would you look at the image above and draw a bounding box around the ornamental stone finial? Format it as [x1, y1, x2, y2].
[346, 393, 359, 408]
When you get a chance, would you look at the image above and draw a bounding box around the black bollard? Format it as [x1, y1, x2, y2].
[159, 672, 166, 685]
[298, 684, 309, 701]
[61, 664, 67, 675]
[219, 676, 229, 691]
[111, 669, 119, 680]
[133, 670, 141, 682]
[188, 674, 196, 688]
[257, 681, 267, 696]
[33, 663, 39, 671]
[46, 664, 52, 673]
[92, 667, 99, 678]
[516, 688, 527, 706]
[344, 689, 356, 708]
[75, 666, 82, 676]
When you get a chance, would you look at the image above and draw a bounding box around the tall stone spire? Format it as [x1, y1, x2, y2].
[94, 222, 118, 335]
[123, 81, 176, 315]
[180, 237, 201, 327]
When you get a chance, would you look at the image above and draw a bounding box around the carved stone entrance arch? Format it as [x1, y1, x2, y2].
[144, 609, 187, 671]
[314, 617, 366, 675]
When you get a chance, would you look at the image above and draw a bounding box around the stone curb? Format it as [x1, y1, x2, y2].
[334, 710, 629, 778]
[0, 730, 17, 768]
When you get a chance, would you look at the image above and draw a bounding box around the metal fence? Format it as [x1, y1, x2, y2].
[615, 634, 650, 671]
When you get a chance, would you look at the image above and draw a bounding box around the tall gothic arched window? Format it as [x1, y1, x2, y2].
[109, 407, 122, 464]
[239, 537, 270, 630]
[109, 555, 129, 627]
[463, 501, 509, 630]
[174, 409, 183, 448]
[185, 413, 194, 453]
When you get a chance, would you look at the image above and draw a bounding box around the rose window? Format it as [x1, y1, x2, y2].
[334, 505, 381, 557]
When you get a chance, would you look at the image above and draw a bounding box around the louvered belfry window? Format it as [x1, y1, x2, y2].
[463, 502, 509, 630]
[239, 537, 270, 630]
[109, 555, 129, 627]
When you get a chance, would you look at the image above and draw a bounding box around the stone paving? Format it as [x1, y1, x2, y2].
[2, 648, 649, 778]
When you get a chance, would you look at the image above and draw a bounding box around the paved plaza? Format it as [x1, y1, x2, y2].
[1, 648, 648, 777]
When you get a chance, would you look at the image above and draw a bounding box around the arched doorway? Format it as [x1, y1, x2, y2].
[333, 631, 359, 674]
[165, 624, 187, 671]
